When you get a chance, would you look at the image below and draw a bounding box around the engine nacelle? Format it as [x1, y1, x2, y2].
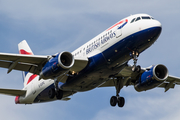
[39, 52, 74, 79]
[134, 64, 168, 92]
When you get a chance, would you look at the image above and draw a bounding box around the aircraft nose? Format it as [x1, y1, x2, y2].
[153, 20, 162, 28]
[148, 20, 162, 43]
[154, 20, 162, 35]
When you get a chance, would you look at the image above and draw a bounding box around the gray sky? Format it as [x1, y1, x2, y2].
[0, 0, 180, 120]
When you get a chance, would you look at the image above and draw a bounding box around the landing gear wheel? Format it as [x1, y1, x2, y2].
[132, 65, 137, 72]
[117, 97, 125, 107]
[48, 88, 55, 99]
[56, 90, 63, 99]
[136, 65, 141, 73]
[132, 65, 141, 72]
[110, 96, 117, 107]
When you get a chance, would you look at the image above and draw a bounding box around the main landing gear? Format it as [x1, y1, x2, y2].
[48, 79, 63, 100]
[110, 77, 125, 107]
[110, 51, 142, 108]
[130, 51, 141, 72]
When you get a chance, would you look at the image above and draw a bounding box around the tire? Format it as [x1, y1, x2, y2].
[132, 65, 137, 72]
[132, 65, 141, 73]
[110, 96, 117, 107]
[136, 65, 141, 73]
[56, 90, 63, 100]
[117, 97, 125, 107]
[48, 88, 55, 99]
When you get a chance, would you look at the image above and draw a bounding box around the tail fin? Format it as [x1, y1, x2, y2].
[18, 40, 34, 55]
[18, 40, 37, 87]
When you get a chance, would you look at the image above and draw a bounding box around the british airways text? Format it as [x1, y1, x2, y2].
[86, 31, 116, 55]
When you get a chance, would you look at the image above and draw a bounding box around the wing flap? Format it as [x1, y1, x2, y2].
[0, 88, 26, 96]
[0, 61, 38, 74]
[158, 83, 175, 89]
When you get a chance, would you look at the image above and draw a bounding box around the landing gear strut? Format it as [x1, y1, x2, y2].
[130, 51, 141, 72]
[110, 77, 125, 108]
[48, 79, 63, 99]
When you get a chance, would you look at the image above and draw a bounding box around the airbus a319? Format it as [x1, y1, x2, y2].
[0, 13, 179, 108]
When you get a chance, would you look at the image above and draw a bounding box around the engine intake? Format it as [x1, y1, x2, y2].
[153, 64, 168, 81]
[134, 64, 168, 92]
[39, 51, 74, 79]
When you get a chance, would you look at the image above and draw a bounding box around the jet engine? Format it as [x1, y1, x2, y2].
[39, 52, 74, 80]
[134, 64, 168, 92]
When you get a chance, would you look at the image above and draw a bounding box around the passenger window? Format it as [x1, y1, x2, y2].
[135, 17, 141, 21]
[131, 18, 136, 23]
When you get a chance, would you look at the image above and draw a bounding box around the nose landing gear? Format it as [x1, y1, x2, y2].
[130, 51, 141, 72]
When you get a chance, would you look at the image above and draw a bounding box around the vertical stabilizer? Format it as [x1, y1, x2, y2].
[18, 40, 34, 55]
[18, 40, 37, 87]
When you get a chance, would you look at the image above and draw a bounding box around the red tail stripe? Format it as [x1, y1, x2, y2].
[27, 74, 38, 85]
[19, 49, 33, 55]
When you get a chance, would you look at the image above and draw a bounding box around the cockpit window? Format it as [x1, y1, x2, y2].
[142, 16, 151, 19]
[131, 16, 154, 24]
[131, 18, 136, 23]
[135, 17, 141, 21]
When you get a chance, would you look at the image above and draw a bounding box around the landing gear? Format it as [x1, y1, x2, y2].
[48, 88, 55, 99]
[117, 97, 125, 107]
[130, 51, 141, 72]
[110, 77, 125, 108]
[110, 96, 117, 106]
[48, 88, 63, 100]
[48, 78, 63, 100]
[132, 65, 141, 72]
[110, 96, 125, 107]
[56, 90, 63, 99]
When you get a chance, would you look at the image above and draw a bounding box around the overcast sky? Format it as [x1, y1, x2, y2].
[0, 0, 180, 120]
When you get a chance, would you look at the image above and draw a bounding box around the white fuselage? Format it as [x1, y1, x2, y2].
[17, 14, 162, 104]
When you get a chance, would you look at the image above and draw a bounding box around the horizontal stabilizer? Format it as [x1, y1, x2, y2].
[0, 88, 26, 96]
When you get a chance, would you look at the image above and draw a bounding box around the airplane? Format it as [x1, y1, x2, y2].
[0, 13, 179, 108]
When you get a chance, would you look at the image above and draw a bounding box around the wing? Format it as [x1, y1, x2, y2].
[0, 52, 88, 75]
[99, 64, 180, 92]
[0, 88, 26, 96]
[0, 52, 48, 74]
